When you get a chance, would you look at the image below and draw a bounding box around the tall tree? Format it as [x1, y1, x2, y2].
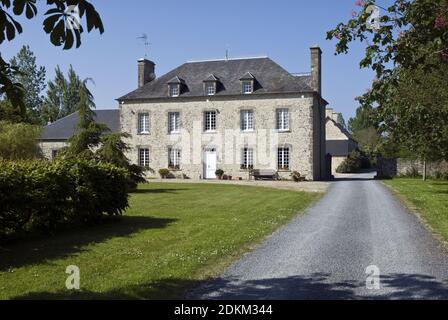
[327, 0, 448, 169]
[0, 0, 104, 120]
[40, 65, 94, 123]
[8, 45, 46, 123]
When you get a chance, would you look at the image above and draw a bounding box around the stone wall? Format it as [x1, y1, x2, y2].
[376, 157, 448, 178]
[120, 93, 323, 180]
[38, 141, 67, 160]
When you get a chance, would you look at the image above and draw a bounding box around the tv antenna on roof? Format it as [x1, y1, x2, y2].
[137, 33, 151, 58]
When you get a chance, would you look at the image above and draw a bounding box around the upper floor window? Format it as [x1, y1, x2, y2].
[276, 108, 289, 131]
[168, 112, 180, 134]
[138, 113, 150, 134]
[206, 83, 216, 96]
[241, 147, 254, 170]
[169, 84, 179, 97]
[139, 148, 150, 167]
[168, 148, 181, 170]
[241, 110, 254, 131]
[204, 111, 217, 132]
[277, 147, 290, 171]
[242, 81, 253, 94]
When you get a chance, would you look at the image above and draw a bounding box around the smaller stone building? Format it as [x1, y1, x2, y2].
[38, 110, 120, 159]
[325, 108, 357, 173]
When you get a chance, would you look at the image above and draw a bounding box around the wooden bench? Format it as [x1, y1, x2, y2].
[250, 169, 278, 180]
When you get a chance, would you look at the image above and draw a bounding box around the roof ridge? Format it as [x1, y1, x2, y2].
[186, 56, 268, 63]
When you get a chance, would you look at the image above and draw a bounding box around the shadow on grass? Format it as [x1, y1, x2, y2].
[131, 188, 188, 194]
[11, 272, 448, 300]
[0, 216, 176, 272]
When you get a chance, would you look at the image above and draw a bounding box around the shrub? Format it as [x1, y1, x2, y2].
[336, 151, 363, 173]
[290, 171, 302, 182]
[215, 169, 224, 179]
[0, 159, 129, 239]
[0, 121, 42, 160]
[158, 168, 170, 179]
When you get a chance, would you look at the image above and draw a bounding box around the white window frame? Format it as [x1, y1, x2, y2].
[168, 112, 181, 134]
[168, 148, 181, 170]
[169, 84, 179, 97]
[139, 148, 150, 167]
[241, 147, 254, 170]
[277, 147, 290, 171]
[276, 108, 290, 131]
[242, 81, 253, 94]
[204, 111, 217, 132]
[138, 113, 150, 134]
[206, 83, 216, 96]
[241, 110, 254, 132]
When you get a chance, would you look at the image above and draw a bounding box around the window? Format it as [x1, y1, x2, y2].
[276, 108, 289, 131]
[139, 148, 150, 167]
[168, 112, 180, 134]
[168, 148, 181, 170]
[277, 147, 290, 171]
[138, 113, 150, 134]
[241, 110, 254, 131]
[242, 81, 253, 94]
[51, 149, 59, 160]
[206, 83, 216, 95]
[241, 148, 254, 170]
[204, 111, 217, 132]
[169, 84, 179, 97]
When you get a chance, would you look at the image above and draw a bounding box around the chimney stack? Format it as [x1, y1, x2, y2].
[138, 58, 156, 88]
[310, 46, 322, 95]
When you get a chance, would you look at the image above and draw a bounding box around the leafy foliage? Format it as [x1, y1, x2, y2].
[0, 0, 103, 123]
[0, 120, 42, 160]
[96, 132, 147, 190]
[0, 158, 129, 238]
[328, 0, 448, 162]
[336, 150, 370, 173]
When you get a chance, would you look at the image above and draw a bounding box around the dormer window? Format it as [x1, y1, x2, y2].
[203, 74, 219, 96]
[169, 85, 179, 97]
[242, 81, 253, 94]
[240, 72, 255, 94]
[206, 83, 216, 95]
[167, 76, 185, 97]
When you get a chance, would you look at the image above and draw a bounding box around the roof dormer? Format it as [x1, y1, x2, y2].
[203, 74, 219, 96]
[167, 76, 185, 97]
[240, 72, 255, 94]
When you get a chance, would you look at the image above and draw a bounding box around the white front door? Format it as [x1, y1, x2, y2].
[204, 150, 217, 179]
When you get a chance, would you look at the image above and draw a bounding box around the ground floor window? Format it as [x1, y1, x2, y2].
[277, 147, 290, 170]
[169, 148, 181, 170]
[51, 149, 59, 160]
[241, 147, 254, 170]
[139, 148, 150, 167]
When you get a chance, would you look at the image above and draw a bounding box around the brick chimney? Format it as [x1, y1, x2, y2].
[138, 58, 156, 88]
[310, 46, 322, 95]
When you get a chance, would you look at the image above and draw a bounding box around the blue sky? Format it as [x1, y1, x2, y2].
[2, 0, 377, 121]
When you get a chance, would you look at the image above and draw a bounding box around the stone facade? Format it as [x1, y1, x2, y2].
[120, 93, 326, 181]
[39, 141, 67, 160]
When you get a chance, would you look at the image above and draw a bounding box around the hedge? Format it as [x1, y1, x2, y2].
[0, 159, 129, 238]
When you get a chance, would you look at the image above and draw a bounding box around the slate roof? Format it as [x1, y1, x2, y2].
[118, 57, 313, 101]
[40, 109, 120, 141]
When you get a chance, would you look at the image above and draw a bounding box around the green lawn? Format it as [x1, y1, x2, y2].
[0, 183, 320, 299]
[385, 178, 448, 242]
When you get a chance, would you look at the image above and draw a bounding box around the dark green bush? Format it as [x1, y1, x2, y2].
[0, 159, 129, 238]
[336, 151, 363, 173]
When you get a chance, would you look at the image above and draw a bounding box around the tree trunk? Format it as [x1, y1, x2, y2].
[423, 160, 427, 181]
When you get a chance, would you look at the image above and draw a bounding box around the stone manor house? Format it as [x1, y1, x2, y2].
[39, 46, 329, 180]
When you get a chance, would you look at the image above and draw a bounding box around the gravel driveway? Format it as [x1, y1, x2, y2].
[189, 172, 448, 299]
